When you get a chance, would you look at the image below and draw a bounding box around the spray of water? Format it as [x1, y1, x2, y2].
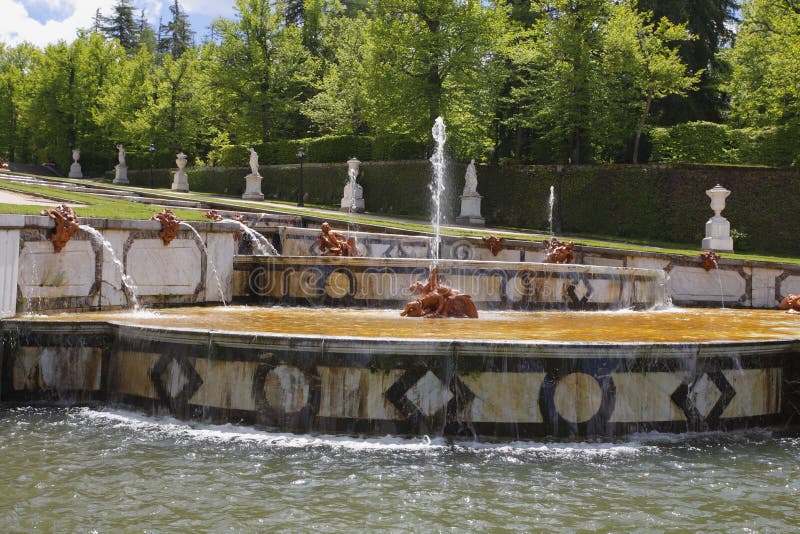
[78, 225, 140, 309]
[178, 222, 227, 305]
[429, 117, 447, 267]
[220, 219, 278, 256]
[548, 185, 555, 235]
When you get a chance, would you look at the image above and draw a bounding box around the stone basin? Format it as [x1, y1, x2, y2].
[3, 306, 799, 440]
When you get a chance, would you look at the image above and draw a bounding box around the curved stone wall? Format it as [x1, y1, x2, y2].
[2, 320, 798, 440]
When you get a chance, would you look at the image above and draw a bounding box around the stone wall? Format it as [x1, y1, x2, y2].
[0, 215, 238, 314]
[2, 320, 798, 440]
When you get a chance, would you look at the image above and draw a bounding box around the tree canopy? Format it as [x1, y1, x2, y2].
[3, 0, 798, 173]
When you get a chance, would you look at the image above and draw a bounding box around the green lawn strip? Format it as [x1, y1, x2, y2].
[4, 176, 799, 266]
[0, 181, 207, 221]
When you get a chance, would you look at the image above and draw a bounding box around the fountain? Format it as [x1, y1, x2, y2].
[1, 123, 799, 443]
[429, 117, 447, 267]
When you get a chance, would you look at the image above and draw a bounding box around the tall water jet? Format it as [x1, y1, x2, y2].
[548, 185, 556, 235]
[429, 117, 447, 267]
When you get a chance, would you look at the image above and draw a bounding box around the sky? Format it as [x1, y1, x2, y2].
[0, 0, 238, 48]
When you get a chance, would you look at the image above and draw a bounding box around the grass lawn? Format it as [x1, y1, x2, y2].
[2, 174, 799, 266]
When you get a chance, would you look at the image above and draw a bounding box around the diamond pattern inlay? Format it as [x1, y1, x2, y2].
[688, 374, 722, 418]
[405, 371, 454, 417]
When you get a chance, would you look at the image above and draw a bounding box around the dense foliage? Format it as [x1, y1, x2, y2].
[0, 0, 798, 172]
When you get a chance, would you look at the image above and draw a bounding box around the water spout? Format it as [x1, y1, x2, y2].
[429, 117, 447, 268]
[221, 219, 278, 256]
[178, 222, 227, 305]
[78, 225, 140, 310]
[548, 185, 555, 235]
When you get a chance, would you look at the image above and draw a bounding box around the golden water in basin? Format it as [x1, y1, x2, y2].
[21, 306, 800, 343]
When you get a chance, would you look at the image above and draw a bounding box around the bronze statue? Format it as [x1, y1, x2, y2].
[203, 210, 224, 222]
[317, 222, 358, 257]
[401, 267, 478, 318]
[543, 238, 575, 264]
[482, 235, 505, 256]
[700, 250, 721, 271]
[779, 294, 800, 314]
[40, 204, 79, 253]
[151, 209, 181, 246]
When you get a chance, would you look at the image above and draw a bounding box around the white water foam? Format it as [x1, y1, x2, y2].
[73, 408, 653, 458]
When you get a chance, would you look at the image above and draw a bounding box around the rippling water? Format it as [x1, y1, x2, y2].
[1, 407, 798, 531]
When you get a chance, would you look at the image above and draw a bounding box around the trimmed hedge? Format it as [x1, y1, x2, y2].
[113, 162, 800, 255]
[207, 135, 425, 167]
[650, 122, 800, 167]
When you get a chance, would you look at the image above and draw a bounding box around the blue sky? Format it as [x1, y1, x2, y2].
[0, 0, 237, 47]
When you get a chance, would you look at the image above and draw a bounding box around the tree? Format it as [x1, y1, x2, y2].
[504, 0, 609, 164]
[726, 0, 800, 129]
[302, 13, 370, 134]
[365, 0, 507, 155]
[203, 0, 319, 143]
[637, 0, 737, 124]
[602, 2, 701, 163]
[0, 43, 40, 162]
[158, 0, 194, 59]
[98, 0, 142, 53]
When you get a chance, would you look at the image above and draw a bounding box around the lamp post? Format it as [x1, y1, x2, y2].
[296, 146, 306, 206]
[148, 143, 156, 188]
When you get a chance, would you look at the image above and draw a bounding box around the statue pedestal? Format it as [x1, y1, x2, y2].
[113, 164, 128, 185]
[68, 162, 83, 178]
[701, 215, 733, 252]
[242, 173, 264, 201]
[172, 169, 189, 192]
[340, 182, 365, 212]
[456, 193, 485, 226]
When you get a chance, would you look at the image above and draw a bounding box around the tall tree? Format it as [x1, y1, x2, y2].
[726, 0, 800, 128]
[365, 0, 507, 154]
[203, 0, 318, 144]
[0, 43, 40, 162]
[158, 0, 194, 58]
[505, 0, 609, 164]
[601, 2, 701, 163]
[98, 0, 142, 53]
[637, 0, 737, 123]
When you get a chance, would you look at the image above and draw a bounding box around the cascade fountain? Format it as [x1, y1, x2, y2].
[1, 129, 799, 443]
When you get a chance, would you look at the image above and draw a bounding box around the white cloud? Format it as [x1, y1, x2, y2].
[0, 0, 238, 48]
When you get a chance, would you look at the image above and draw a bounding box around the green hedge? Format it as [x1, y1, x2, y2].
[650, 122, 800, 167]
[113, 162, 800, 255]
[207, 135, 425, 167]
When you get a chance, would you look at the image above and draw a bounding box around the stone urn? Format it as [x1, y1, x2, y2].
[171, 152, 190, 192]
[68, 149, 83, 178]
[340, 157, 365, 212]
[701, 184, 733, 252]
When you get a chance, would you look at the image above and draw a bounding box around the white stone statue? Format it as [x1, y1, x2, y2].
[242, 148, 264, 201]
[113, 144, 128, 184]
[117, 144, 126, 166]
[68, 148, 82, 178]
[171, 152, 189, 192]
[463, 159, 478, 195]
[248, 147, 260, 176]
[457, 158, 484, 226]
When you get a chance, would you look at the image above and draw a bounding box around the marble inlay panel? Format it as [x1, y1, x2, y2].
[108, 351, 160, 399]
[721, 368, 782, 418]
[318, 367, 405, 420]
[609, 372, 686, 423]
[461, 372, 545, 423]
[189, 359, 259, 411]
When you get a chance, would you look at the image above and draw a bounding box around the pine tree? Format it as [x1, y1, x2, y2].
[158, 0, 194, 58]
[98, 0, 140, 53]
